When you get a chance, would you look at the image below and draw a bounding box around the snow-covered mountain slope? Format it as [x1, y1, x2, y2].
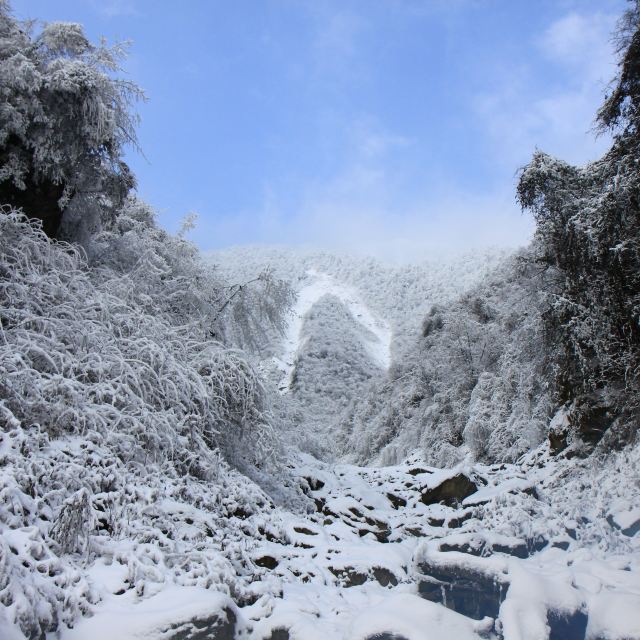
[208, 245, 508, 359]
[336, 251, 552, 468]
[274, 269, 392, 392]
[211, 246, 510, 457]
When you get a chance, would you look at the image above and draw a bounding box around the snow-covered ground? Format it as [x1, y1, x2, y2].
[20, 443, 636, 640]
[242, 449, 640, 639]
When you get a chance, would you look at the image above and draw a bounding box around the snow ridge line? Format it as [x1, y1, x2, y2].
[275, 269, 392, 392]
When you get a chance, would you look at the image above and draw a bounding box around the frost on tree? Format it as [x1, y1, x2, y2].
[517, 1, 640, 450]
[0, 2, 142, 239]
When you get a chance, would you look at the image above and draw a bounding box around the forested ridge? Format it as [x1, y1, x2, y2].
[0, 1, 639, 638]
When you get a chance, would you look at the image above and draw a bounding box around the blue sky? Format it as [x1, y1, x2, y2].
[11, 0, 626, 260]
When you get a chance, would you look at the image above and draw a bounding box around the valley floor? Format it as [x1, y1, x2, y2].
[35, 444, 640, 640]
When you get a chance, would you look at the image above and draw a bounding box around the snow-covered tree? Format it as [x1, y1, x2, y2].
[0, 1, 142, 238]
[518, 1, 640, 449]
[336, 252, 551, 466]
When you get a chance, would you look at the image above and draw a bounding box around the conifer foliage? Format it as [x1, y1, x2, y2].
[517, 1, 640, 448]
[0, 1, 141, 238]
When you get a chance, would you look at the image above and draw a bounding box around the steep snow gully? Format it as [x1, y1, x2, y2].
[274, 269, 392, 392]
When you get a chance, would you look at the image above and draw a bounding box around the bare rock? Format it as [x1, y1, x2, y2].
[420, 474, 478, 507]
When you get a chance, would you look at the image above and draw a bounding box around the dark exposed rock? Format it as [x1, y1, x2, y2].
[623, 519, 640, 537]
[231, 506, 251, 520]
[328, 566, 396, 588]
[493, 535, 547, 558]
[361, 515, 391, 542]
[358, 525, 389, 543]
[305, 477, 325, 491]
[164, 607, 236, 640]
[439, 535, 548, 559]
[322, 506, 340, 520]
[255, 555, 278, 570]
[418, 560, 507, 620]
[266, 628, 290, 640]
[572, 399, 614, 446]
[447, 511, 473, 529]
[547, 609, 588, 640]
[421, 474, 478, 507]
[364, 515, 388, 530]
[607, 513, 640, 537]
[373, 528, 391, 543]
[439, 539, 486, 557]
[372, 567, 398, 587]
[526, 535, 549, 555]
[407, 467, 432, 476]
[386, 493, 407, 509]
[491, 542, 528, 559]
[257, 527, 285, 545]
[293, 526, 317, 536]
[427, 517, 445, 527]
[349, 506, 365, 519]
[329, 566, 368, 587]
[549, 428, 568, 456]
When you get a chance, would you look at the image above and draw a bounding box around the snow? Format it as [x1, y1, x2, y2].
[61, 586, 235, 640]
[462, 477, 534, 506]
[276, 269, 392, 392]
[2, 214, 639, 639]
[609, 506, 640, 533]
[348, 593, 490, 640]
[1, 426, 639, 639]
[243, 449, 640, 639]
[587, 593, 640, 639]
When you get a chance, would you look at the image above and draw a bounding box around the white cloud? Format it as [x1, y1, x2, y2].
[198, 107, 534, 261]
[286, 190, 533, 262]
[200, 190, 532, 263]
[200, 153, 532, 263]
[305, 5, 369, 85]
[539, 12, 617, 81]
[92, 0, 139, 19]
[475, 10, 618, 168]
[348, 117, 412, 160]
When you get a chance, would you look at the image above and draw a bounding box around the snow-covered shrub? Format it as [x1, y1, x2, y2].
[50, 489, 96, 554]
[90, 197, 294, 356]
[0, 415, 299, 639]
[0, 208, 303, 637]
[0, 208, 280, 474]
